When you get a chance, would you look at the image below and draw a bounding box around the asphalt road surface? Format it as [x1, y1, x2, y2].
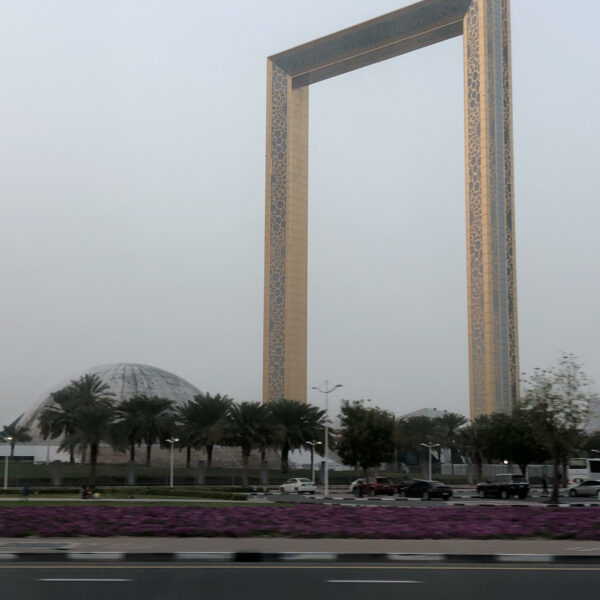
[1, 562, 598, 600]
[275, 491, 596, 505]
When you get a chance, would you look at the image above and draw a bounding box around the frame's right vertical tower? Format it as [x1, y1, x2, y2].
[464, 0, 519, 417]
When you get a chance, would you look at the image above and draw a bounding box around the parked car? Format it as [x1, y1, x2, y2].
[568, 479, 600, 498]
[351, 476, 396, 497]
[476, 474, 529, 499]
[399, 479, 453, 500]
[349, 478, 365, 493]
[395, 479, 417, 495]
[279, 478, 316, 494]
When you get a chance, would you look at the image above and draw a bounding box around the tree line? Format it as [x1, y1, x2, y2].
[2, 374, 327, 486]
[336, 354, 598, 503]
[1, 354, 597, 501]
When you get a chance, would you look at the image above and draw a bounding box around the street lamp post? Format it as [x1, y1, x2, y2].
[166, 438, 179, 488]
[3, 436, 13, 490]
[306, 440, 322, 483]
[311, 381, 342, 497]
[420, 442, 440, 481]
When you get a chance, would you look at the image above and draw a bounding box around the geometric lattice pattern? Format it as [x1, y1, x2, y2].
[263, 0, 519, 418]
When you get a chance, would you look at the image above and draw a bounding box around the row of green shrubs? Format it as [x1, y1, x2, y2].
[0, 485, 250, 501]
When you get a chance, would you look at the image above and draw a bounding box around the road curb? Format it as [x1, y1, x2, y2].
[2, 551, 600, 563]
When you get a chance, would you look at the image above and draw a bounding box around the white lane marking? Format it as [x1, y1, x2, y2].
[39, 578, 132, 582]
[328, 579, 422, 584]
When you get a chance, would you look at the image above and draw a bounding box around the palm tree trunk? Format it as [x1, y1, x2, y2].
[186, 446, 191, 468]
[146, 443, 152, 466]
[280, 442, 289, 473]
[69, 446, 75, 465]
[550, 456, 560, 504]
[129, 443, 135, 462]
[450, 448, 455, 476]
[476, 456, 483, 481]
[241, 449, 250, 486]
[561, 458, 568, 488]
[206, 444, 213, 470]
[89, 443, 99, 487]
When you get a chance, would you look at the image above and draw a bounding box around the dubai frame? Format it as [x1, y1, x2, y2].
[263, 0, 519, 418]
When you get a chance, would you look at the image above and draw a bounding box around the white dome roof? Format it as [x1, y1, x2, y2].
[19, 363, 201, 443]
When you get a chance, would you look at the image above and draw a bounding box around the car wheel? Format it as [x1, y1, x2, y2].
[500, 490, 509, 500]
[518, 493, 527, 500]
[597, 490, 600, 500]
[280, 487, 285, 493]
[422, 492, 430, 500]
[310, 490, 315, 495]
[368, 488, 376, 497]
[294, 487, 299, 493]
[353, 487, 362, 498]
[569, 489, 577, 497]
[477, 489, 485, 499]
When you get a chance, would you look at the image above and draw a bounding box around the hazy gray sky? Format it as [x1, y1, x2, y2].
[1, 1, 599, 425]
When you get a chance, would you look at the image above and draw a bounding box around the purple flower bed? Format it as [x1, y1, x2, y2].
[1, 505, 599, 539]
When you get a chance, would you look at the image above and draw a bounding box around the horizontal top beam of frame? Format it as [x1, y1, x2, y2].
[269, 0, 471, 87]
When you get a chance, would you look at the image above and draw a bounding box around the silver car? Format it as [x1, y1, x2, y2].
[568, 479, 600, 498]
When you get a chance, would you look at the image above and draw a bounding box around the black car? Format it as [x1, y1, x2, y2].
[395, 478, 417, 495]
[399, 479, 453, 500]
[476, 474, 529, 499]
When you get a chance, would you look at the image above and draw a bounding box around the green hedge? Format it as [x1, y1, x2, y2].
[0, 485, 249, 501]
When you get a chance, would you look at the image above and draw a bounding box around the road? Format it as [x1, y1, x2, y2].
[1, 561, 598, 600]
[275, 492, 595, 505]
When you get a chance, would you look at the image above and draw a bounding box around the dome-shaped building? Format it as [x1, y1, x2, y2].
[15, 363, 202, 462]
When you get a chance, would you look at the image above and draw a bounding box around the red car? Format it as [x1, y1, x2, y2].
[351, 476, 396, 497]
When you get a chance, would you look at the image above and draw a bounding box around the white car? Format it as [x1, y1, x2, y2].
[349, 478, 365, 493]
[279, 478, 316, 494]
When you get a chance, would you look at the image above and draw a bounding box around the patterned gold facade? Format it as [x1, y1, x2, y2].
[263, 0, 519, 419]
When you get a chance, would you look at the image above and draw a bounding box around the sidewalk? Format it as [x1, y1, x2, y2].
[1, 537, 599, 562]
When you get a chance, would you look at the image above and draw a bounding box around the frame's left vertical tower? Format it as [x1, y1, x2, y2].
[263, 61, 309, 403]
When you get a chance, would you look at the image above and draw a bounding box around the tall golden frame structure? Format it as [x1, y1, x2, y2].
[263, 0, 519, 418]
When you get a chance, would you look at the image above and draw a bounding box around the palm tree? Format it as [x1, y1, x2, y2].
[39, 387, 79, 463]
[67, 402, 115, 486]
[0, 423, 32, 458]
[225, 402, 272, 485]
[113, 396, 151, 462]
[266, 398, 326, 472]
[175, 393, 232, 468]
[456, 416, 491, 481]
[394, 415, 441, 474]
[434, 412, 468, 475]
[38, 373, 116, 484]
[174, 401, 198, 468]
[132, 395, 174, 466]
